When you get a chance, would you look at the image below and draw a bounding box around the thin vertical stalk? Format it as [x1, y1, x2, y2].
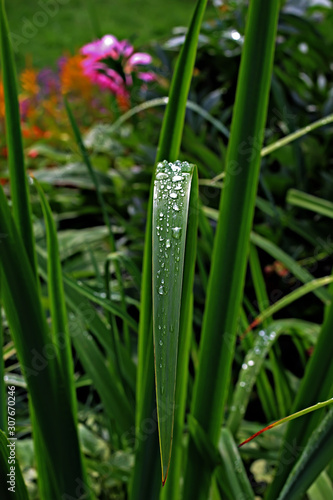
[64, 99, 131, 352]
[182, 1, 280, 498]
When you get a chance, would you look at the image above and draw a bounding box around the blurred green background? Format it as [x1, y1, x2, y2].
[7, 0, 215, 70]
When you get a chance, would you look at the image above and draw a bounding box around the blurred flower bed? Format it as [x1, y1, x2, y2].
[0, 34, 155, 159]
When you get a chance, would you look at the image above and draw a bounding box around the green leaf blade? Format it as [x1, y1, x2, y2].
[182, 1, 280, 497]
[132, 1, 208, 497]
[0, 0, 36, 271]
[152, 160, 194, 483]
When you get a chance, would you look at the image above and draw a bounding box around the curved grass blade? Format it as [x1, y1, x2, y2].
[36, 245, 136, 423]
[204, 207, 331, 305]
[0, 430, 29, 500]
[152, 160, 195, 484]
[261, 113, 333, 157]
[33, 179, 77, 411]
[244, 275, 333, 334]
[182, 2, 280, 497]
[250, 232, 332, 304]
[228, 320, 320, 435]
[62, 274, 138, 332]
[109, 97, 229, 138]
[70, 324, 134, 434]
[239, 397, 333, 448]
[278, 407, 333, 500]
[287, 189, 333, 219]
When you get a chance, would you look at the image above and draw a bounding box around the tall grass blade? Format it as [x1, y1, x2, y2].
[36, 247, 136, 417]
[34, 179, 77, 411]
[152, 160, 195, 483]
[161, 167, 199, 499]
[0, 187, 89, 499]
[132, 0, 208, 497]
[182, 1, 280, 497]
[0, 0, 36, 271]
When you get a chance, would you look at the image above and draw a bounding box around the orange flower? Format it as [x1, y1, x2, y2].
[116, 93, 131, 111]
[20, 68, 40, 96]
[60, 54, 93, 99]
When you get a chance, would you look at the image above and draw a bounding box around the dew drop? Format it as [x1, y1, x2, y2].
[158, 286, 164, 295]
[156, 172, 168, 179]
[248, 360, 255, 367]
[172, 175, 183, 182]
[172, 227, 182, 239]
[242, 363, 248, 370]
[159, 339, 163, 346]
[173, 203, 180, 211]
[166, 239, 171, 249]
[170, 192, 177, 199]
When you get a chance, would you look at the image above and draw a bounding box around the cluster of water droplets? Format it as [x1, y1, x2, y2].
[153, 160, 192, 298]
[229, 328, 278, 418]
[153, 160, 193, 385]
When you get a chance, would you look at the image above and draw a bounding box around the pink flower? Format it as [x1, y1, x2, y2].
[80, 35, 154, 96]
